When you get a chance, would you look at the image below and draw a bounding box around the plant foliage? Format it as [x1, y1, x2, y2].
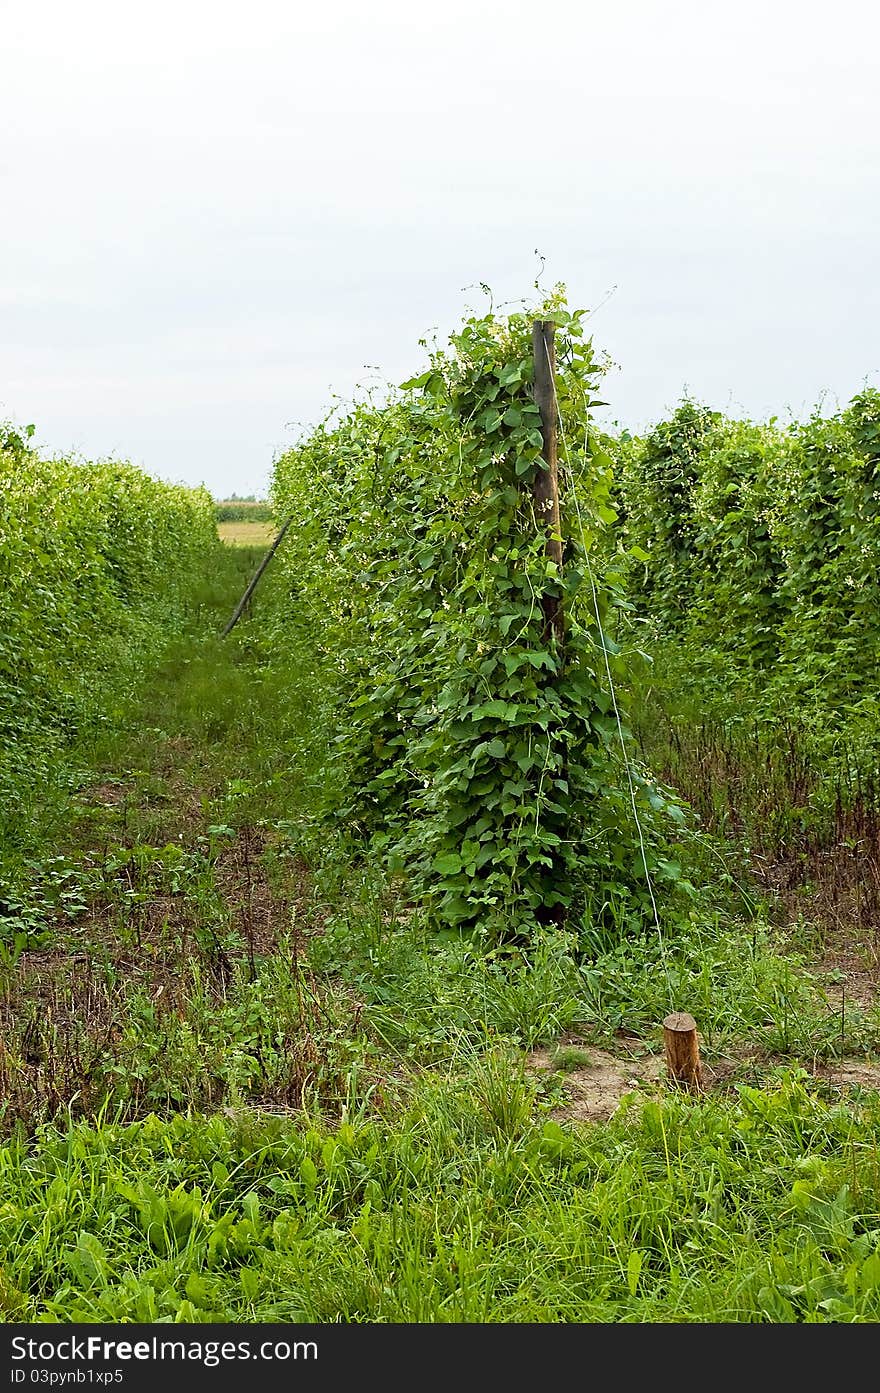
[0, 425, 218, 817]
[617, 389, 880, 711]
[271, 299, 680, 937]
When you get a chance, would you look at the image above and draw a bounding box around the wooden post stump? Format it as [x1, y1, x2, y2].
[663, 1012, 701, 1091]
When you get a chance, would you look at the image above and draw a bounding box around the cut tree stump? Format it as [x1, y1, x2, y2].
[662, 1012, 702, 1091]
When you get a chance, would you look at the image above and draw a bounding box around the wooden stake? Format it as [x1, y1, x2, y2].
[662, 1011, 702, 1091]
[221, 517, 293, 637]
[531, 320, 564, 647]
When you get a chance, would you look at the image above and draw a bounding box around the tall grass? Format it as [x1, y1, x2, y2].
[3, 1070, 880, 1322]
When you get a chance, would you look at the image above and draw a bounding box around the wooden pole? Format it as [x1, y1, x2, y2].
[221, 517, 293, 637]
[532, 320, 564, 647]
[663, 1012, 702, 1091]
[532, 321, 566, 931]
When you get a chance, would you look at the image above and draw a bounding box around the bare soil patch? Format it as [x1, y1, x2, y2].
[529, 1032, 880, 1125]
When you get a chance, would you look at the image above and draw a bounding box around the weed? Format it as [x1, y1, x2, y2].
[550, 1046, 593, 1072]
[3, 1070, 880, 1321]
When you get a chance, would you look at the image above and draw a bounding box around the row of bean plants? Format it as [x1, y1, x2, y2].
[270, 300, 683, 939]
[615, 390, 880, 725]
[0, 423, 218, 820]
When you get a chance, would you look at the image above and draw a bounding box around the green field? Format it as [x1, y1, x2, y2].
[218, 520, 275, 546]
[3, 303, 880, 1323]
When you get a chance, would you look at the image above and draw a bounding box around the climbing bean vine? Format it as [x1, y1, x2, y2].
[271, 298, 681, 938]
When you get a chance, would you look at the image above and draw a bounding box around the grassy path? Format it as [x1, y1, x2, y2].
[1, 545, 358, 1125]
[2, 547, 880, 1320]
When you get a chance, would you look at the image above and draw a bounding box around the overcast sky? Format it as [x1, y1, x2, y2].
[2, 0, 878, 497]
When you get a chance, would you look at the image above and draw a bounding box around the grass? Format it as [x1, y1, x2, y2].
[624, 641, 880, 1052]
[3, 544, 880, 1321]
[551, 1046, 594, 1071]
[3, 1070, 880, 1321]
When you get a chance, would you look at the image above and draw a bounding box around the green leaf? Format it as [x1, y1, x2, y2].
[399, 370, 435, 390]
[626, 1250, 643, 1296]
[433, 852, 464, 875]
[656, 858, 682, 880]
[66, 1232, 108, 1287]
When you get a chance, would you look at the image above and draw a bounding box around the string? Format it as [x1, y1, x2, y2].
[542, 333, 677, 1007]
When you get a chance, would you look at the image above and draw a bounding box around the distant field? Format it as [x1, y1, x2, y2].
[215, 499, 272, 522]
[218, 520, 274, 546]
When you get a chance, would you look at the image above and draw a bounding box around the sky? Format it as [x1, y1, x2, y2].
[2, 0, 878, 498]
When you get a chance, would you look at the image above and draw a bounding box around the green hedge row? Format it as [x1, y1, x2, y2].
[0, 425, 218, 815]
[615, 390, 880, 721]
[269, 301, 683, 938]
